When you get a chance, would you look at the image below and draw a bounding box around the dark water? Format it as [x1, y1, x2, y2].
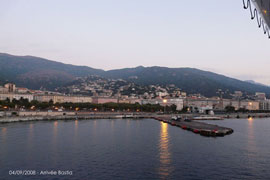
[1, 118, 270, 180]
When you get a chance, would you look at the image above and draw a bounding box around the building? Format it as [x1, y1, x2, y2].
[223, 99, 259, 110]
[233, 91, 243, 98]
[34, 95, 92, 104]
[165, 98, 184, 111]
[240, 101, 259, 110]
[259, 100, 270, 110]
[141, 98, 184, 111]
[0, 86, 8, 93]
[4, 83, 16, 93]
[185, 98, 220, 110]
[91, 97, 118, 104]
[118, 97, 141, 104]
[185, 98, 260, 111]
[0, 93, 34, 102]
[16, 87, 29, 94]
[255, 92, 266, 100]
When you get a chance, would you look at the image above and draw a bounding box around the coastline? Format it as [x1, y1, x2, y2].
[1, 111, 270, 123]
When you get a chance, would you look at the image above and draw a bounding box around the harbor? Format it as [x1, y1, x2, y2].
[0, 111, 233, 137]
[154, 116, 234, 137]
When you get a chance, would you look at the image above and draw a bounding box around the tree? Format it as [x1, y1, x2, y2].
[225, 105, 235, 113]
[170, 104, 177, 112]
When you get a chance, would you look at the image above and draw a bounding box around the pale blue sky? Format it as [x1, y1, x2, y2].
[0, 0, 269, 85]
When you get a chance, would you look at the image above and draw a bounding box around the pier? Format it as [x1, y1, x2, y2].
[154, 117, 233, 137]
[0, 113, 155, 123]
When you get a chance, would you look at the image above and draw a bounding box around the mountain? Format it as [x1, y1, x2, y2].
[245, 80, 269, 87]
[104, 66, 270, 97]
[1, 53, 270, 97]
[0, 53, 104, 90]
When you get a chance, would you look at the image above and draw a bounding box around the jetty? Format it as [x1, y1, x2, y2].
[154, 117, 233, 137]
[0, 112, 155, 123]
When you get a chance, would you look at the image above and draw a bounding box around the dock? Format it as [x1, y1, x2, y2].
[154, 117, 233, 137]
[0, 113, 156, 123]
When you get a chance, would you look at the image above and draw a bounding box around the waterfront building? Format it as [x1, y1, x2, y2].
[16, 87, 29, 94]
[141, 98, 184, 111]
[0, 93, 34, 102]
[91, 97, 118, 104]
[0, 86, 8, 93]
[34, 95, 92, 104]
[240, 101, 260, 110]
[184, 98, 220, 110]
[185, 98, 260, 111]
[118, 97, 141, 104]
[4, 83, 16, 93]
[259, 100, 270, 110]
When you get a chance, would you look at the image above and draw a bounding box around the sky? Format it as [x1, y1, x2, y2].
[0, 0, 269, 85]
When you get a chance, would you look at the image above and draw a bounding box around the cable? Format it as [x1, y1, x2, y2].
[243, 0, 270, 38]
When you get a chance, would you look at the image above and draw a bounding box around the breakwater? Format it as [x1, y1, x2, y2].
[0, 113, 155, 123]
[1, 111, 270, 124]
[154, 117, 233, 137]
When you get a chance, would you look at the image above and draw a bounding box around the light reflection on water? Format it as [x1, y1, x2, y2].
[159, 122, 173, 179]
[52, 121, 58, 149]
[1, 127, 7, 136]
[247, 117, 257, 158]
[1, 127, 7, 143]
[74, 120, 78, 133]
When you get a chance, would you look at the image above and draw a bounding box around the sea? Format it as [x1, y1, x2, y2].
[0, 118, 270, 180]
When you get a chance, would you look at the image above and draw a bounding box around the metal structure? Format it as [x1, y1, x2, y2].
[243, 0, 270, 38]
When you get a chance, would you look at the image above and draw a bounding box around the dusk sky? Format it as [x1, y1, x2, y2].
[0, 0, 269, 85]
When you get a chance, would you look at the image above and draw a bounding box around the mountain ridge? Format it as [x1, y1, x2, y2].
[0, 53, 269, 97]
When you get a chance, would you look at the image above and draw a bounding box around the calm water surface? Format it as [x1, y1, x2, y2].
[0, 118, 270, 180]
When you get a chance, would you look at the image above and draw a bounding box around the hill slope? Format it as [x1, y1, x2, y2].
[1, 53, 269, 97]
[104, 66, 270, 97]
[0, 53, 104, 90]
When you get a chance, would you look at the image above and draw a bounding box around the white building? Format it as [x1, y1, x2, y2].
[259, 100, 270, 110]
[141, 98, 184, 111]
[0, 86, 8, 93]
[0, 93, 34, 102]
[34, 95, 92, 104]
[4, 83, 16, 92]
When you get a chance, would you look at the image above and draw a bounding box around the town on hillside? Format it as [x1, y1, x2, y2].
[1, 80, 270, 114]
